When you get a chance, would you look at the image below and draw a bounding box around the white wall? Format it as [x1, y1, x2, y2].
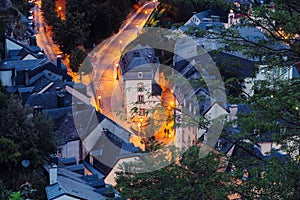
[5, 38, 23, 57]
[204, 103, 228, 121]
[124, 79, 159, 121]
[0, 70, 12, 86]
[55, 195, 79, 200]
[60, 140, 81, 164]
[22, 54, 37, 60]
[105, 156, 141, 186]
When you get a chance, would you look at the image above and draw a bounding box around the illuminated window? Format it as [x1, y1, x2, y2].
[138, 95, 144, 103]
[139, 108, 146, 116]
[137, 83, 144, 92]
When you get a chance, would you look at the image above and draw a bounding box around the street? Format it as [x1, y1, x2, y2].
[34, 0, 62, 62]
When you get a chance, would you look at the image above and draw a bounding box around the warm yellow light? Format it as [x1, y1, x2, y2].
[98, 96, 101, 100]
[170, 101, 174, 106]
[119, 40, 122, 44]
[58, 6, 62, 11]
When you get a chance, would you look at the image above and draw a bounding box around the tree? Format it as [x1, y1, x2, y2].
[116, 145, 231, 200]
[115, 0, 300, 199]
[0, 87, 57, 197]
[69, 47, 88, 73]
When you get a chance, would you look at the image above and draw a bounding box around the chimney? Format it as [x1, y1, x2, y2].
[29, 36, 37, 46]
[49, 164, 58, 185]
[56, 87, 65, 108]
[228, 104, 238, 121]
[32, 105, 42, 117]
[57, 55, 62, 69]
[24, 68, 29, 86]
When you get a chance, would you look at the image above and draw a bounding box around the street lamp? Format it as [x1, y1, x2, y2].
[58, 6, 62, 18]
[115, 63, 119, 80]
[136, 24, 139, 36]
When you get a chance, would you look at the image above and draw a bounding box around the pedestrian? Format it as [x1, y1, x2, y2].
[164, 128, 167, 138]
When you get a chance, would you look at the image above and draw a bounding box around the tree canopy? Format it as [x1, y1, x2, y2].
[115, 0, 300, 199]
[0, 85, 58, 198]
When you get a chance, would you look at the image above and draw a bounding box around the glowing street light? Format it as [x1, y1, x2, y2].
[136, 24, 139, 36]
[170, 101, 174, 107]
[57, 6, 62, 18]
[115, 63, 119, 80]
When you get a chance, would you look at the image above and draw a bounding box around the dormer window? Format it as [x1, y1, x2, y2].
[138, 72, 143, 78]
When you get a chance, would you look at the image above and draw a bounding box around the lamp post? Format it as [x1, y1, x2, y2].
[115, 63, 119, 80]
[58, 6, 62, 18]
[136, 24, 139, 36]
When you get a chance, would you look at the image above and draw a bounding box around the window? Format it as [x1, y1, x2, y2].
[138, 95, 144, 103]
[137, 83, 144, 92]
[139, 108, 146, 116]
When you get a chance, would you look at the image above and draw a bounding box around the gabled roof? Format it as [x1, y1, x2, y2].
[213, 51, 255, 78]
[121, 44, 158, 75]
[25, 90, 72, 109]
[45, 183, 65, 200]
[0, 58, 46, 71]
[5, 37, 44, 60]
[152, 81, 162, 96]
[45, 167, 106, 200]
[194, 10, 211, 21]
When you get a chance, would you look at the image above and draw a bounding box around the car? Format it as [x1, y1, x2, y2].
[28, 0, 34, 7]
[28, 15, 33, 20]
[28, 10, 34, 16]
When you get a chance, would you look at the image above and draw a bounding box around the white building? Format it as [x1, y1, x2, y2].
[119, 45, 161, 128]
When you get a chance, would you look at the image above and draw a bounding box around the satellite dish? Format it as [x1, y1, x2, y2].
[22, 160, 30, 168]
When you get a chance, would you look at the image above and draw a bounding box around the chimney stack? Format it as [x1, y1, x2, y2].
[56, 87, 65, 108]
[33, 105, 42, 117]
[49, 164, 58, 185]
[57, 55, 62, 69]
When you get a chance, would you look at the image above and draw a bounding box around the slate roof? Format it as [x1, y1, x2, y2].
[45, 183, 65, 200]
[194, 10, 211, 20]
[181, 21, 225, 33]
[213, 51, 255, 78]
[25, 90, 72, 109]
[152, 81, 162, 96]
[0, 58, 46, 71]
[90, 128, 140, 176]
[5, 37, 45, 60]
[54, 109, 81, 144]
[45, 167, 106, 200]
[120, 44, 159, 76]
